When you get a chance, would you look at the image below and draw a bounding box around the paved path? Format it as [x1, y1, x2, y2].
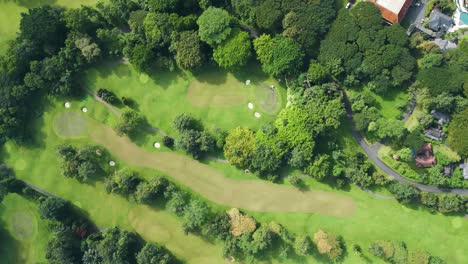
[81, 84, 167, 137]
[342, 93, 468, 196]
[23, 180, 59, 198]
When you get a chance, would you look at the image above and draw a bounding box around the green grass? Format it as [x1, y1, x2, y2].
[83, 63, 286, 136]
[3, 97, 468, 263]
[0, 193, 51, 264]
[370, 88, 408, 120]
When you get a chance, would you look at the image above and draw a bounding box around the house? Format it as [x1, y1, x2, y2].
[443, 165, 453, 177]
[432, 38, 457, 51]
[369, 0, 413, 24]
[430, 110, 450, 125]
[428, 10, 454, 32]
[415, 143, 437, 167]
[424, 127, 445, 141]
[460, 159, 468, 180]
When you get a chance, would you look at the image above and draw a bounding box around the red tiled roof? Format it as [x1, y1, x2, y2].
[369, 0, 413, 24]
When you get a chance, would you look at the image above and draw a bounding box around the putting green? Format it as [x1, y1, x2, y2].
[83, 118, 355, 216]
[11, 211, 35, 240]
[53, 111, 88, 138]
[0, 194, 50, 263]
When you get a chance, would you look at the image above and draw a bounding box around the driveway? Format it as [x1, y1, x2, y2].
[405, 0, 427, 25]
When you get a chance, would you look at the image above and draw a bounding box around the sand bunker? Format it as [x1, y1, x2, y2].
[54, 111, 88, 138]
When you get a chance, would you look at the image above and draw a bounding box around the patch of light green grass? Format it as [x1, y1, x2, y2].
[83, 63, 286, 137]
[370, 88, 409, 120]
[0, 193, 51, 264]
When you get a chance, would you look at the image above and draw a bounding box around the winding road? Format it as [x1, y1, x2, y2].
[342, 94, 468, 196]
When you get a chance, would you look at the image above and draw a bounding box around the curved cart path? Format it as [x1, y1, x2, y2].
[342, 94, 468, 196]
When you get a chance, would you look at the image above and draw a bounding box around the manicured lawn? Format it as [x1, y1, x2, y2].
[4, 98, 467, 263]
[0, 194, 51, 264]
[83, 63, 286, 136]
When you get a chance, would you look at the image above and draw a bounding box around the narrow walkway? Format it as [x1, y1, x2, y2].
[80, 84, 167, 137]
[23, 180, 59, 198]
[342, 93, 468, 196]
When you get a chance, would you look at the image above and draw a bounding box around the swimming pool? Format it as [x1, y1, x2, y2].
[461, 12, 468, 25]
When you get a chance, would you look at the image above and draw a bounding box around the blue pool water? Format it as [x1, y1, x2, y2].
[461, 12, 468, 25]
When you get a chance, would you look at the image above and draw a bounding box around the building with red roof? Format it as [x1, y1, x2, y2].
[369, 0, 413, 24]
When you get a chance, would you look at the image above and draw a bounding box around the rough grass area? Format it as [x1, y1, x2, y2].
[54, 111, 88, 138]
[84, 63, 285, 135]
[63, 114, 356, 216]
[0, 194, 51, 264]
[370, 88, 408, 120]
[405, 106, 423, 131]
[4, 99, 468, 263]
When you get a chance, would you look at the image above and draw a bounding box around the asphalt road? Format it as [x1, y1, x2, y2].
[343, 94, 468, 196]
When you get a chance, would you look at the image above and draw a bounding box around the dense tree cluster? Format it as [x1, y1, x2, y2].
[319, 2, 416, 93]
[57, 145, 107, 182]
[173, 113, 219, 159]
[448, 108, 468, 157]
[82, 227, 175, 264]
[57, 144, 106, 182]
[369, 240, 445, 264]
[224, 82, 345, 180]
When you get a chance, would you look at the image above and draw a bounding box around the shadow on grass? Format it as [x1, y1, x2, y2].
[0, 216, 20, 264]
[192, 65, 228, 85]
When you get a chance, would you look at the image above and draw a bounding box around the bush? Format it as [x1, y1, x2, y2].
[313, 230, 344, 262]
[173, 114, 200, 132]
[39, 197, 69, 221]
[388, 182, 420, 204]
[162, 136, 174, 148]
[97, 88, 119, 105]
[115, 110, 146, 137]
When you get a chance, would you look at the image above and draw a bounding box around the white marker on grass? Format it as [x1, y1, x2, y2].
[109, 161, 116, 167]
[245, 80, 251, 85]
[247, 102, 254, 109]
[153, 142, 161, 149]
[81, 107, 88, 113]
[254, 112, 261, 118]
[64, 102, 71, 108]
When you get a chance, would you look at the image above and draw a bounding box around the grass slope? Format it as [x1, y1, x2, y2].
[4, 98, 467, 263]
[0, 193, 51, 264]
[84, 63, 285, 136]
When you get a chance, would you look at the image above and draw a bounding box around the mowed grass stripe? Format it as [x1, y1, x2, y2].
[87, 119, 356, 216]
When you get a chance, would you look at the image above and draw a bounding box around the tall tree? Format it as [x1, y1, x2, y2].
[213, 29, 252, 69]
[197, 7, 233, 46]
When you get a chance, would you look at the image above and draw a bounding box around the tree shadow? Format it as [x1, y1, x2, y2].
[20, 92, 53, 149]
[192, 65, 228, 85]
[0, 216, 21, 264]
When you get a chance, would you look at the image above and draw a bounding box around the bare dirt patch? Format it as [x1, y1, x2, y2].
[90, 122, 356, 216]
